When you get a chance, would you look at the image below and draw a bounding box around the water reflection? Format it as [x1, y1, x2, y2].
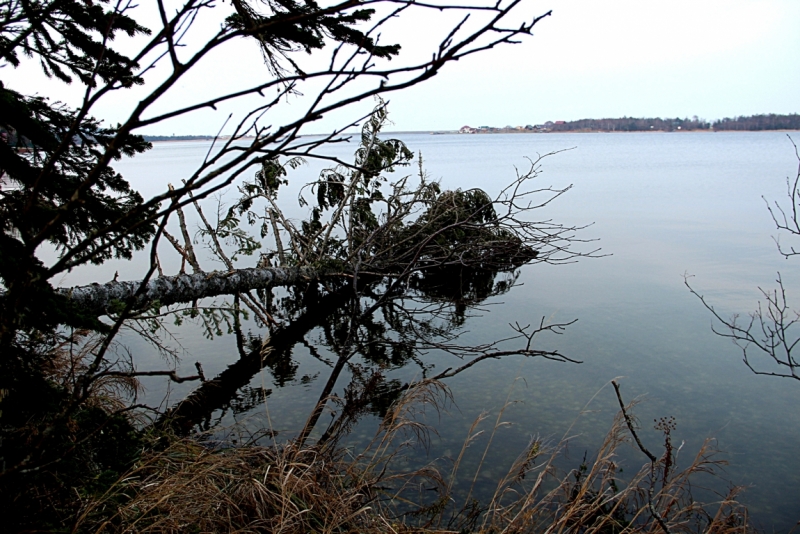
[160, 262, 558, 445]
[111, 131, 800, 529]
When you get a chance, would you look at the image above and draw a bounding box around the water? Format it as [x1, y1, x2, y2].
[66, 131, 800, 528]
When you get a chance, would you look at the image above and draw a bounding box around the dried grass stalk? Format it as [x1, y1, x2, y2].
[74, 380, 754, 534]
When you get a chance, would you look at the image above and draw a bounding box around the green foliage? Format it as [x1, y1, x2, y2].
[226, 0, 400, 76]
[0, 0, 149, 86]
[264, 102, 537, 276]
[0, 83, 158, 520]
[207, 206, 262, 262]
[0, 84, 156, 267]
[395, 187, 538, 271]
[0, 80, 158, 345]
[301, 102, 415, 261]
[0, 3, 160, 528]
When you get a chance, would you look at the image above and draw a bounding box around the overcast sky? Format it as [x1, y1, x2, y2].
[387, 0, 800, 130]
[3, 0, 798, 134]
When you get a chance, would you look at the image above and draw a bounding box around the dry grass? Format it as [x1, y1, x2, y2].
[74, 380, 755, 534]
[474, 412, 749, 533]
[75, 440, 386, 533]
[73, 381, 451, 534]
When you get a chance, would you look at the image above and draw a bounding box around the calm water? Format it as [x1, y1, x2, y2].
[62, 131, 800, 528]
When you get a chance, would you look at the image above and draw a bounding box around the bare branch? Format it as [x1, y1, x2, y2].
[612, 380, 671, 534]
[686, 273, 800, 381]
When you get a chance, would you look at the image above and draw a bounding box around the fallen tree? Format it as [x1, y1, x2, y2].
[122, 110, 591, 452]
[0, 0, 576, 529]
[58, 266, 319, 316]
[48, 114, 590, 445]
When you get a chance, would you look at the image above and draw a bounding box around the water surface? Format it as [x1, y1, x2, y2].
[70, 131, 800, 528]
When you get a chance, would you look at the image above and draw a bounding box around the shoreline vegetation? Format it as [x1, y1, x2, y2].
[71, 379, 752, 533]
[143, 113, 800, 142]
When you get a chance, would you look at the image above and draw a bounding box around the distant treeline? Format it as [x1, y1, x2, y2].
[548, 114, 800, 133]
[712, 114, 800, 131]
[142, 135, 216, 142]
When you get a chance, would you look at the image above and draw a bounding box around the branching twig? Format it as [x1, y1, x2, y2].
[612, 380, 671, 534]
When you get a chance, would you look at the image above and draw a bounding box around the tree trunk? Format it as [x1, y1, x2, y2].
[57, 266, 323, 315]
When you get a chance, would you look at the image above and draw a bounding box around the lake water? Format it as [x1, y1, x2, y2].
[64, 131, 800, 529]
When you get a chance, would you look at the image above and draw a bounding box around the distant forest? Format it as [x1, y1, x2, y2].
[711, 114, 800, 131]
[548, 114, 800, 133]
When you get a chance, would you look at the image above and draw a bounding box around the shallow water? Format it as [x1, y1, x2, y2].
[65, 131, 800, 529]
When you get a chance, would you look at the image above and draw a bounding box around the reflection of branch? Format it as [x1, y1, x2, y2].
[99, 362, 206, 384]
[686, 273, 800, 381]
[431, 319, 580, 380]
[157, 286, 352, 432]
[295, 342, 356, 448]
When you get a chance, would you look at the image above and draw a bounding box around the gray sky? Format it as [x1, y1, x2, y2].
[3, 0, 798, 134]
[387, 0, 800, 130]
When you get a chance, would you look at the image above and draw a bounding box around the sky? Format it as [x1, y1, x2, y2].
[2, 0, 799, 134]
[394, 0, 800, 129]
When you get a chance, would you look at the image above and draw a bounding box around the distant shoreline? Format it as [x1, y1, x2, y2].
[446, 128, 800, 135]
[139, 114, 800, 142]
[144, 129, 800, 143]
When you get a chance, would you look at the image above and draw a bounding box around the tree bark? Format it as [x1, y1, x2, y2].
[57, 266, 322, 315]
